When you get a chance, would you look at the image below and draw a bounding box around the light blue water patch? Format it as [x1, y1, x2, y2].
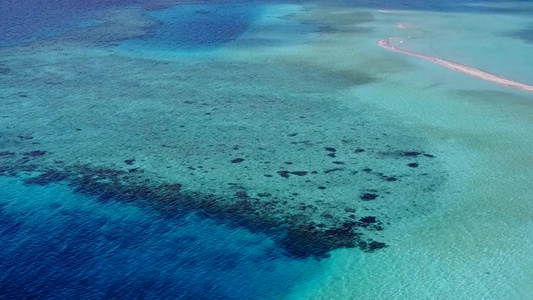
[0, 177, 322, 299]
[120, 4, 262, 51]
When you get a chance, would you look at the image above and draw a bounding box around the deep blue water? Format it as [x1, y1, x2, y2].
[0, 178, 321, 299]
[0, 1, 262, 49]
[0, 0, 142, 46]
[1, 0, 530, 47]
[121, 4, 262, 51]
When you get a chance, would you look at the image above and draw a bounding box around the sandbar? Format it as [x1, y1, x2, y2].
[377, 38, 533, 93]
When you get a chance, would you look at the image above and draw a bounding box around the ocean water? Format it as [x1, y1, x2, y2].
[120, 4, 261, 51]
[0, 177, 321, 299]
[1, 0, 533, 299]
[0, 0, 140, 46]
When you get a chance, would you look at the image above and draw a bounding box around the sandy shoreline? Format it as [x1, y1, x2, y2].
[377, 38, 533, 93]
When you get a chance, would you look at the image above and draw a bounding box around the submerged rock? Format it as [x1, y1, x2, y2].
[23, 169, 69, 186]
[277, 171, 290, 178]
[277, 170, 308, 178]
[290, 171, 308, 176]
[403, 151, 422, 157]
[324, 168, 343, 174]
[235, 190, 249, 199]
[0, 66, 10, 75]
[366, 241, 387, 251]
[231, 158, 245, 163]
[360, 193, 378, 201]
[23, 150, 47, 157]
[279, 223, 357, 258]
[359, 216, 376, 223]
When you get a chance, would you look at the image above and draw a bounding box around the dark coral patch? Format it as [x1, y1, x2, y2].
[235, 190, 249, 199]
[277, 171, 290, 178]
[23, 169, 69, 186]
[366, 241, 387, 251]
[324, 168, 343, 174]
[23, 150, 47, 157]
[291, 171, 308, 176]
[0, 66, 11, 75]
[279, 223, 357, 258]
[0, 151, 15, 157]
[403, 151, 422, 157]
[3, 154, 393, 259]
[16, 157, 30, 165]
[402, 151, 435, 158]
[160, 183, 182, 192]
[359, 216, 376, 223]
[231, 158, 245, 163]
[378, 173, 397, 182]
[360, 193, 378, 201]
[358, 240, 388, 252]
[277, 171, 308, 178]
[70, 179, 121, 202]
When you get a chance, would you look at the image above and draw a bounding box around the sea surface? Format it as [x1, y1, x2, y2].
[1, 0, 532, 299]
